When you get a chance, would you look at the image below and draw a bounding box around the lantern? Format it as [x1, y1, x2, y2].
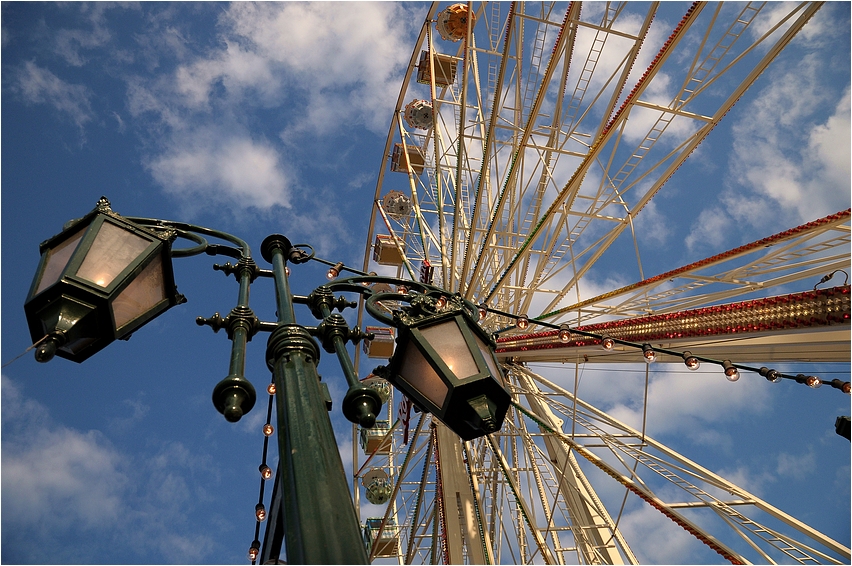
[23, 197, 183, 363]
[386, 295, 510, 441]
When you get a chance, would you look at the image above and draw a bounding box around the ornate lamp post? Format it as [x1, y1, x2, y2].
[23, 197, 511, 564]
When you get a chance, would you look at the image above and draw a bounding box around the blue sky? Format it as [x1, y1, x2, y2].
[1, 2, 849, 565]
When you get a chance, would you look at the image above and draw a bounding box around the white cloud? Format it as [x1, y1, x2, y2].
[713, 464, 774, 499]
[684, 207, 729, 253]
[173, 41, 279, 110]
[3, 428, 126, 525]
[1, 376, 126, 532]
[806, 88, 851, 192]
[120, 3, 423, 215]
[13, 61, 94, 129]
[617, 502, 697, 563]
[725, 55, 850, 226]
[776, 449, 817, 480]
[614, 4, 852, 258]
[49, 3, 138, 66]
[147, 131, 290, 210]
[1, 376, 224, 564]
[567, 363, 771, 445]
[631, 198, 671, 248]
[164, 2, 419, 136]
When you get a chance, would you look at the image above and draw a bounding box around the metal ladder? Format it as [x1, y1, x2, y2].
[676, 2, 763, 108]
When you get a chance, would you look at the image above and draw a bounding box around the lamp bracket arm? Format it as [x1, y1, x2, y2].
[204, 243, 244, 259]
[128, 217, 252, 260]
[213, 257, 263, 283]
[196, 305, 262, 341]
[304, 286, 357, 320]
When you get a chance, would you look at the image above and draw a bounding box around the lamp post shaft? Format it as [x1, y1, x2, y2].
[263, 238, 368, 564]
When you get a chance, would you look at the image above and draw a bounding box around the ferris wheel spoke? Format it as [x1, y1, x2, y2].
[483, 2, 823, 314]
[511, 368, 637, 564]
[511, 365, 851, 563]
[539, 210, 851, 323]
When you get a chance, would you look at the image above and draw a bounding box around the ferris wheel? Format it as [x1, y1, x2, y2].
[353, 2, 851, 564]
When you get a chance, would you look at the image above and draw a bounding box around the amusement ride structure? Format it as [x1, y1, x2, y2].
[349, 2, 851, 564]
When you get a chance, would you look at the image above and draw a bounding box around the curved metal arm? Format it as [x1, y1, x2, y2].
[325, 275, 479, 324]
[127, 217, 252, 259]
[128, 216, 260, 422]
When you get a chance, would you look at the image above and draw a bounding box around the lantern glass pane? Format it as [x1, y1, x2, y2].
[112, 254, 167, 331]
[399, 341, 449, 408]
[77, 222, 151, 288]
[472, 332, 504, 386]
[419, 319, 479, 380]
[35, 227, 86, 295]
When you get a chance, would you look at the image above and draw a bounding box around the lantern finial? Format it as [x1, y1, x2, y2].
[96, 196, 112, 212]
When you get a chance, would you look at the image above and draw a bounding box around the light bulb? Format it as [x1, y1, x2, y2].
[722, 360, 739, 382]
[267, 383, 276, 395]
[558, 325, 572, 343]
[435, 296, 448, 310]
[255, 503, 267, 522]
[327, 262, 344, 280]
[642, 344, 656, 364]
[601, 336, 614, 351]
[259, 464, 273, 480]
[248, 540, 260, 561]
[805, 375, 821, 389]
[843, 382, 851, 395]
[285, 266, 291, 276]
[516, 315, 529, 330]
[263, 424, 274, 437]
[682, 351, 699, 371]
[478, 305, 487, 320]
[397, 285, 408, 294]
[760, 367, 781, 383]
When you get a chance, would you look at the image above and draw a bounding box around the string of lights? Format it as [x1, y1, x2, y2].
[300, 253, 849, 395]
[248, 380, 277, 563]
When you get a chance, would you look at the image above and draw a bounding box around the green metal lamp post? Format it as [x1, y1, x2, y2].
[23, 198, 510, 564]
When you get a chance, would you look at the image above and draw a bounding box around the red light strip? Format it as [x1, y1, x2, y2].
[497, 285, 849, 353]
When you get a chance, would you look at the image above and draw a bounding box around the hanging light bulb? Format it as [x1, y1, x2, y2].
[255, 503, 267, 522]
[843, 382, 851, 395]
[259, 464, 273, 480]
[722, 360, 739, 382]
[759, 367, 782, 383]
[516, 315, 529, 330]
[267, 383, 276, 395]
[478, 304, 487, 320]
[327, 262, 344, 280]
[601, 336, 614, 351]
[263, 424, 274, 437]
[682, 351, 700, 371]
[397, 285, 409, 295]
[435, 296, 448, 310]
[642, 344, 656, 364]
[285, 265, 291, 276]
[248, 540, 260, 561]
[805, 375, 822, 389]
[558, 324, 572, 343]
